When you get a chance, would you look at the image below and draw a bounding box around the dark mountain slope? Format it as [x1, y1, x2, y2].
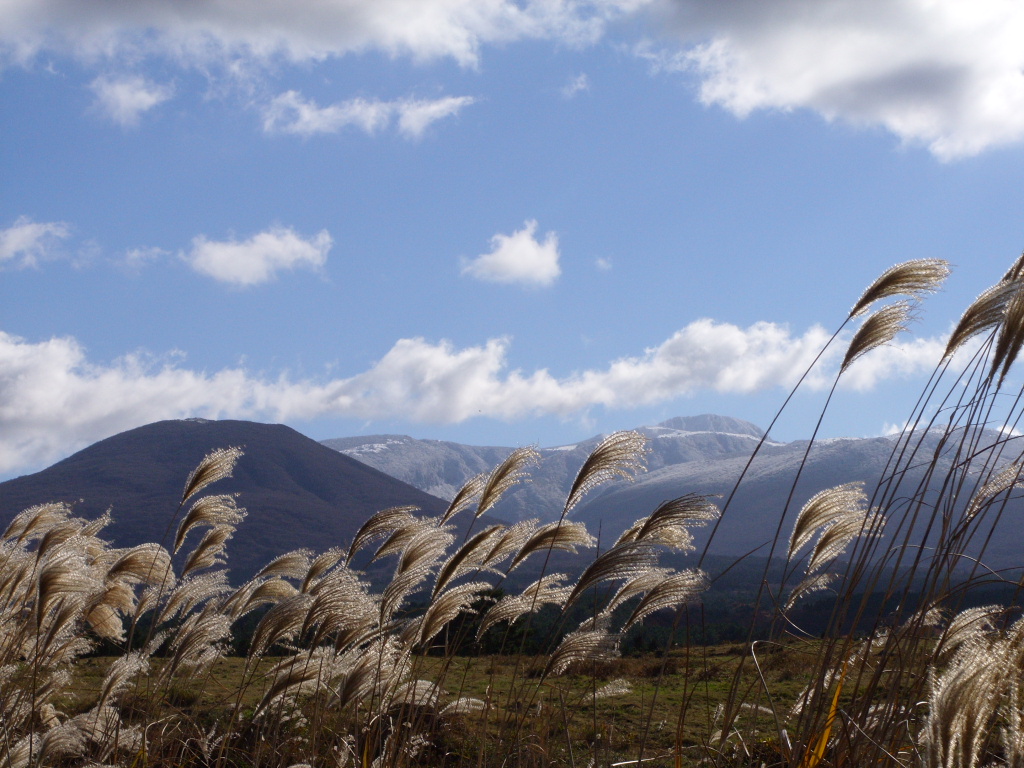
[0, 419, 450, 582]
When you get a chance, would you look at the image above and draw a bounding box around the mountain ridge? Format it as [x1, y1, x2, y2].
[323, 416, 1024, 570]
[322, 414, 768, 518]
[4, 414, 1021, 587]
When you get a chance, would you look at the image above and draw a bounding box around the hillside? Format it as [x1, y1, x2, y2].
[0, 419, 453, 583]
[324, 414, 768, 523]
[327, 417, 1024, 570]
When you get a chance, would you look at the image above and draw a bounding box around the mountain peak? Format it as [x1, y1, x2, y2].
[653, 414, 763, 439]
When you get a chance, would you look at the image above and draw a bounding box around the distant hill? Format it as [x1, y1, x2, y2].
[323, 414, 768, 523]
[5, 415, 1021, 593]
[326, 417, 1024, 570]
[0, 419, 454, 583]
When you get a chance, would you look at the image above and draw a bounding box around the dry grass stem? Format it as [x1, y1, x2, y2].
[944, 280, 1019, 360]
[174, 494, 245, 554]
[440, 473, 486, 524]
[965, 461, 1024, 521]
[788, 482, 868, 561]
[507, 520, 595, 572]
[993, 283, 1024, 385]
[476, 447, 540, 519]
[345, 506, 419, 564]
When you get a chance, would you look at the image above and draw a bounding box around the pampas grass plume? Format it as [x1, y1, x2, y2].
[564, 431, 647, 513]
[849, 258, 949, 318]
[842, 301, 914, 373]
[181, 446, 243, 505]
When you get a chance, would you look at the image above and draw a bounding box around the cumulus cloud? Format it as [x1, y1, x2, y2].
[90, 75, 173, 127]
[0, 332, 294, 476]
[838, 333, 949, 391]
[0, 0, 635, 68]
[648, 0, 1024, 159]
[262, 91, 473, 138]
[184, 226, 331, 286]
[462, 220, 561, 287]
[0, 216, 71, 267]
[0, 319, 949, 475]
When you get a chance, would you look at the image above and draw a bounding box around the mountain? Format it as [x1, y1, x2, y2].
[4, 414, 1019, 594]
[574, 428, 1024, 568]
[0, 419, 454, 583]
[325, 417, 1024, 570]
[323, 414, 768, 523]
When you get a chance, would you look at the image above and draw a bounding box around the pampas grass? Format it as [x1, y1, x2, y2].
[849, 257, 950, 318]
[12, 255, 1024, 767]
[841, 300, 915, 372]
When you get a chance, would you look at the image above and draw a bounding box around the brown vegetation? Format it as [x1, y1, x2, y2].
[6, 254, 1024, 767]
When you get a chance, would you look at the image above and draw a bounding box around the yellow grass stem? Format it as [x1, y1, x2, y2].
[802, 660, 847, 768]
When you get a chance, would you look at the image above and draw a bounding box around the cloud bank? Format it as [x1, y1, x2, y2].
[462, 220, 561, 287]
[649, 0, 1024, 159]
[0, 0, 631, 67]
[0, 319, 948, 475]
[184, 226, 332, 286]
[7, 2, 1024, 156]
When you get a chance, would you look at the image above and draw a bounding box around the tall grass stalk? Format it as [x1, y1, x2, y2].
[12, 256, 1024, 767]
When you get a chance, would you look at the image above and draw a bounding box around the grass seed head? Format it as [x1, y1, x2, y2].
[842, 300, 914, 373]
[476, 446, 540, 519]
[565, 430, 647, 513]
[181, 446, 243, 505]
[850, 258, 949, 318]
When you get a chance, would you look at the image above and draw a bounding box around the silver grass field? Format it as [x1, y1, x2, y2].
[7, 255, 1024, 767]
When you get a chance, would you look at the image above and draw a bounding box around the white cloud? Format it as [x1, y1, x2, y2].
[595, 257, 612, 271]
[838, 333, 949, 391]
[648, 0, 1024, 159]
[562, 72, 590, 97]
[8, 2, 1024, 158]
[0, 319, 951, 476]
[0, 0, 638, 68]
[262, 92, 392, 135]
[0, 332, 289, 476]
[90, 75, 173, 127]
[0, 216, 71, 267]
[462, 220, 561, 287]
[117, 246, 168, 275]
[262, 91, 473, 138]
[396, 96, 474, 138]
[184, 226, 331, 286]
[881, 421, 907, 437]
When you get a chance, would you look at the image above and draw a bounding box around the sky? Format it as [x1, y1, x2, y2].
[3, 0, 1024, 479]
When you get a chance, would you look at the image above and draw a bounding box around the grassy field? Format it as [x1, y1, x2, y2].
[7, 256, 1024, 767]
[57, 643, 833, 767]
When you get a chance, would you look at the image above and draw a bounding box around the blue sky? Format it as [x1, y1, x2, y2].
[3, 1, 1024, 479]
